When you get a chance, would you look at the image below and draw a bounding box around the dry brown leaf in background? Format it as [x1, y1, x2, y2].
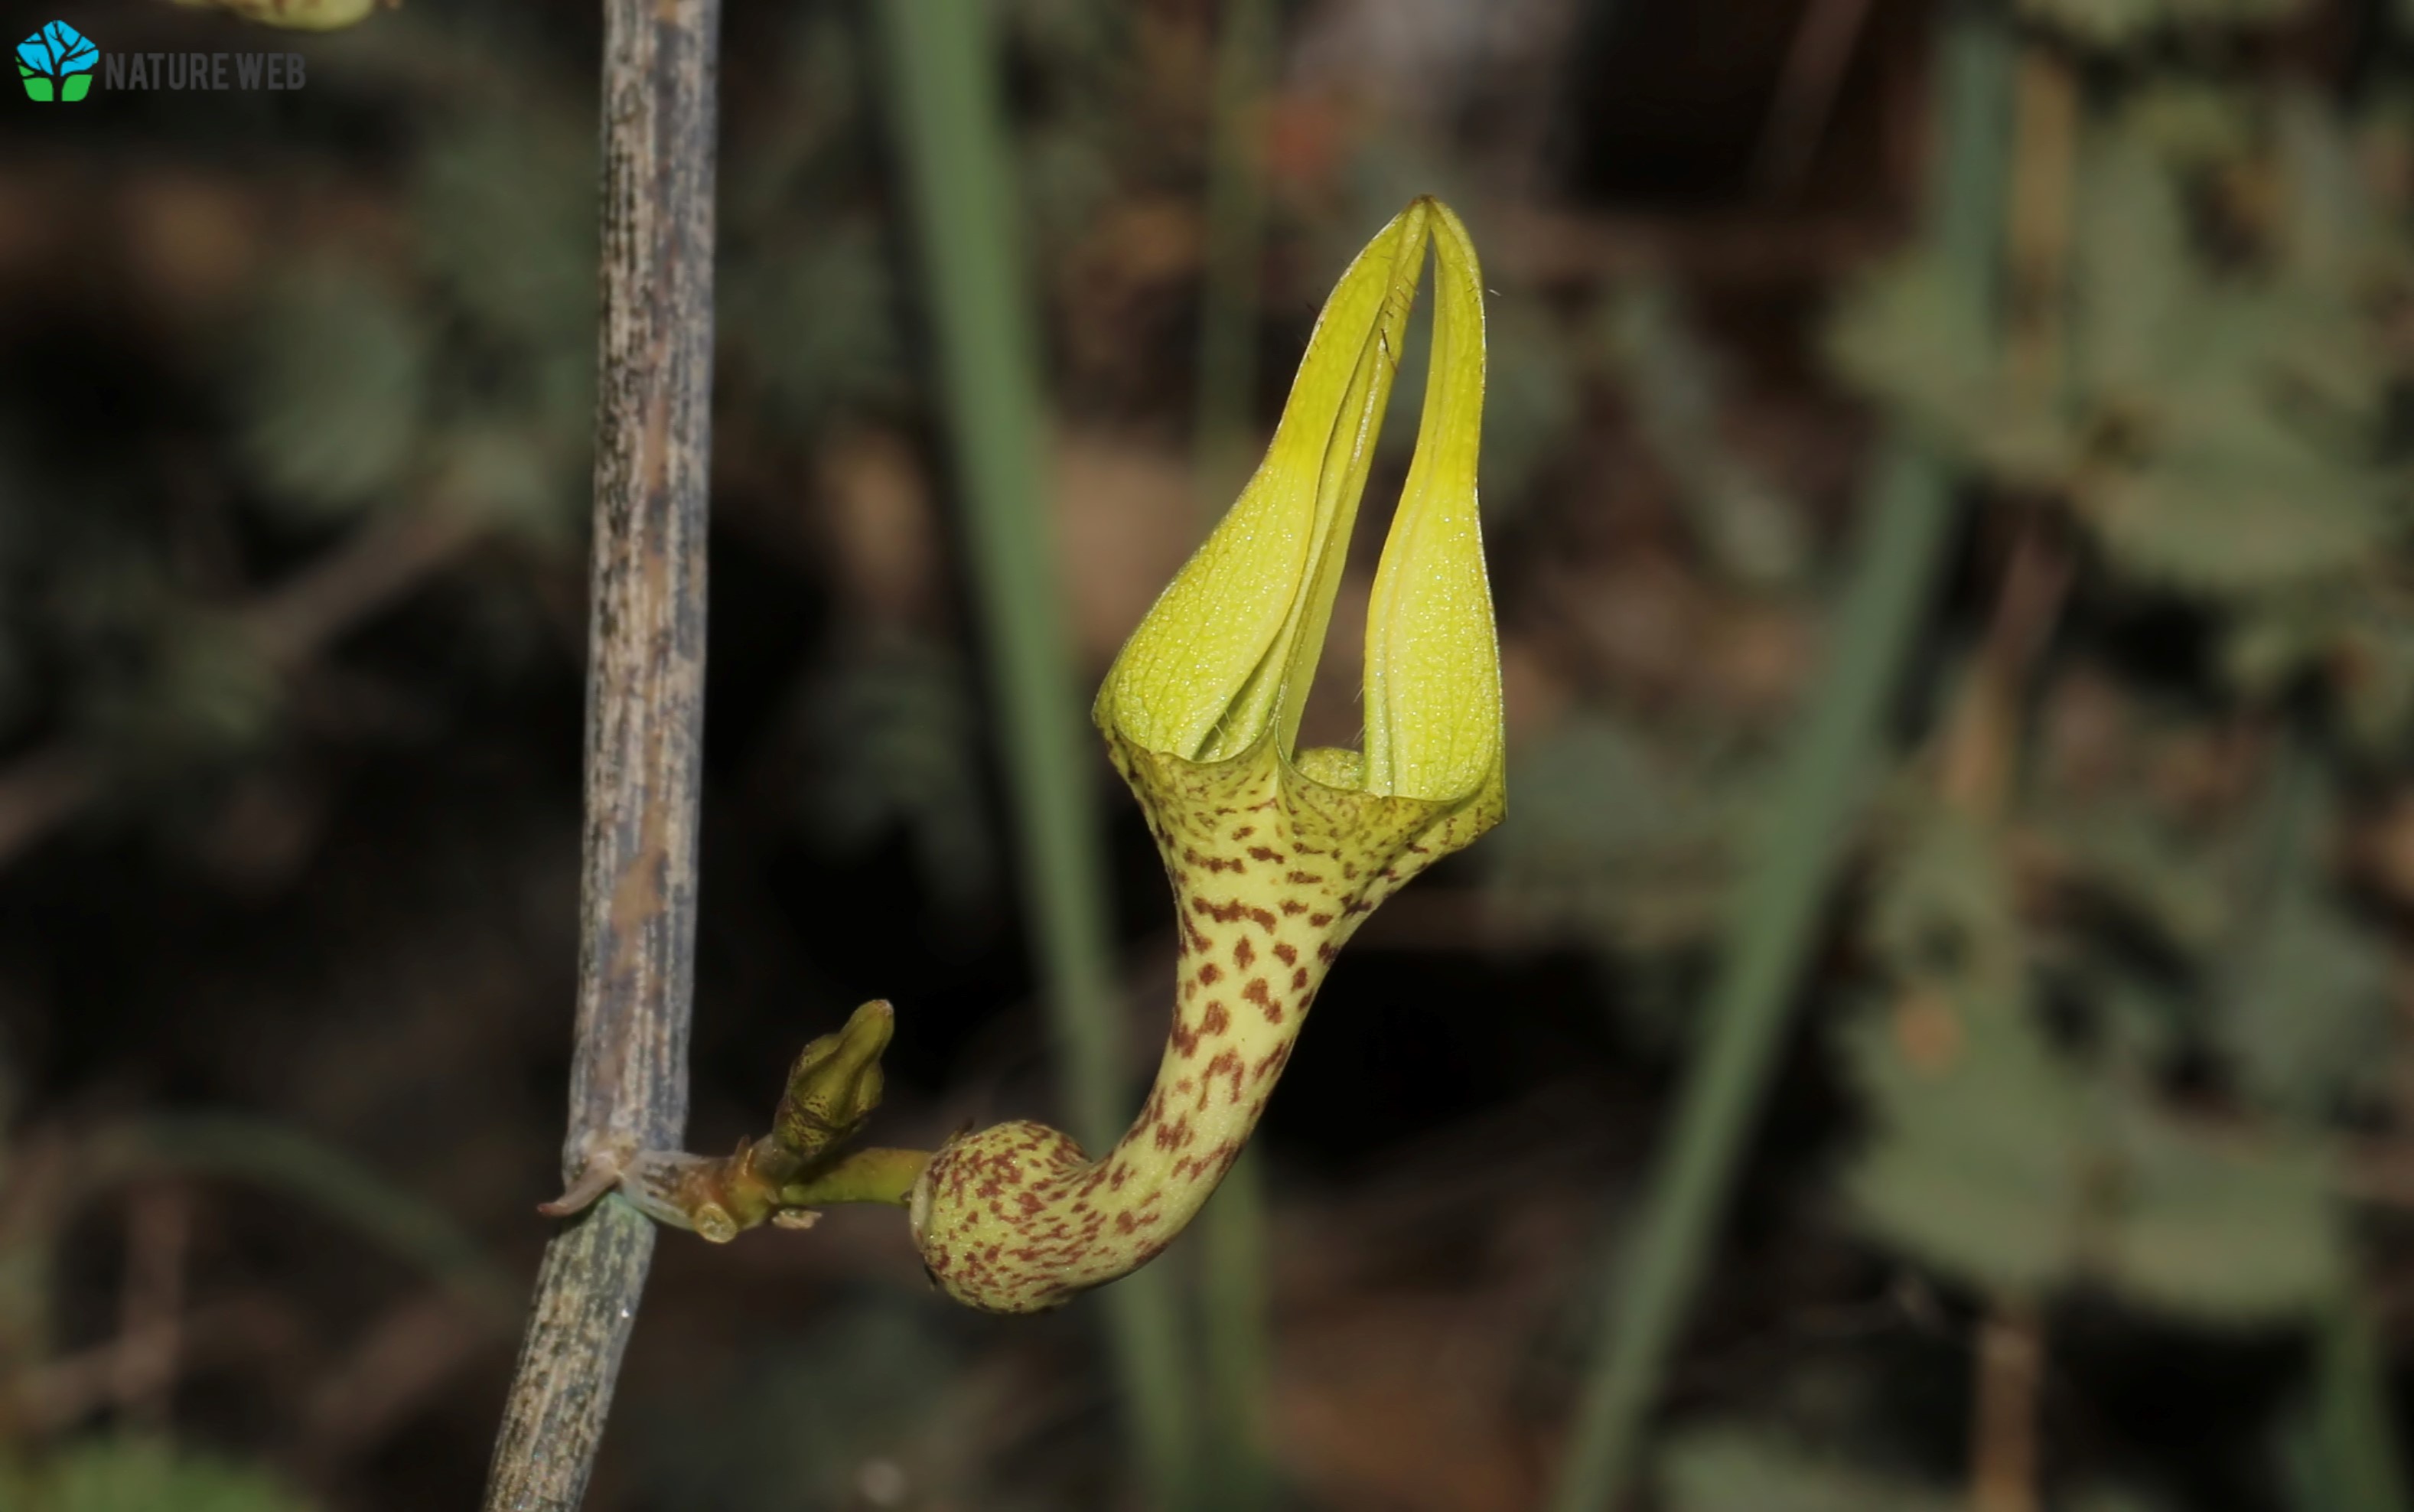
[1294, 573, 1373, 753]
[116, 174, 263, 324]
[1275, 1295, 1546, 1512]
[1262, 1091, 1616, 1510]
[1058, 197, 1204, 395]
[1545, 553, 1810, 721]
[1500, 635, 1573, 743]
[816, 428, 944, 627]
[0, 168, 70, 285]
[187, 766, 331, 898]
[2357, 788, 2414, 911]
[301, 1291, 498, 1469]
[1703, 601, 1817, 719]
[2038, 667, 2135, 800]
[1049, 429, 1202, 668]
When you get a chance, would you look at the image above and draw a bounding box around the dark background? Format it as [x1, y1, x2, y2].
[3, 1, 2411, 1508]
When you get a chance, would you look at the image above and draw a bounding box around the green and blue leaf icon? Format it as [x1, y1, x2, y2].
[19, 21, 97, 103]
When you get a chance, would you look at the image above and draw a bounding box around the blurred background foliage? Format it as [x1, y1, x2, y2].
[9, 0, 2414, 1508]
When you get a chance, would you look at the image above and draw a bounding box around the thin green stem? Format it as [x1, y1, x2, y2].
[1194, 0, 1276, 518]
[1192, 1, 1282, 1502]
[1200, 1151, 1276, 1507]
[2306, 1293, 2412, 1512]
[93, 1113, 519, 1325]
[875, 1, 1197, 1501]
[1546, 15, 2012, 1509]
[1549, 441, 1960, 1512]
[776, 1147, 930, 1209]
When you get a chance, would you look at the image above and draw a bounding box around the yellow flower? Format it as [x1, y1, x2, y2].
[907, 196, 1506, 1314]
[1097, 197, 1500, 800]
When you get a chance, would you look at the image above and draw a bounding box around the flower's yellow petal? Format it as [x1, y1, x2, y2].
[1361, 200, 1501, 804]
[1099, 201, 1430, 761]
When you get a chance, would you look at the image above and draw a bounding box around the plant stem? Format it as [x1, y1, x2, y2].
[874, 1, 1197, 1501]
[1546, 15, 2012, 1508]
[1200, 1150, 1275, 1507]
[2309, 1293, 2413, 1512]
[1958, 44, 2077, 1512]
[480, 3, 720, 1507]
[1547, 442, 1960, 1512]
[94, 1114, 518, 1325]
[777, 1147, 930, 1209]
[1193, 0, 1276, 517]
[1192, 1, 1282, 1502]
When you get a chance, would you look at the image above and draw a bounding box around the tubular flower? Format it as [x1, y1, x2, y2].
[907, 197, 1505, 1315]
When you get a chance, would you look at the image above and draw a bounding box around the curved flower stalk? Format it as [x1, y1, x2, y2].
[906, 196, 1505, 1314]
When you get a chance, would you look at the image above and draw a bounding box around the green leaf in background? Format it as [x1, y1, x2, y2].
[236, 264, 429, 518]
[2127, 82, 2259, 169]
[2021, 0, 2174, 47]
[1866, 804, 2025, 996]
[425, 425, 574, 545]
[1847, 804, 2347, 1321]
[2039, 800, 2233, 959]
[792, 631, 997, 917]
[2100, 1096, 2344, 1319]
[1826, 251, 2074, 490]
[1847, 100, 2408, 602]
[2211, 763, 2395, 1119]
[1477, 300, 1583, 516]
[66, 604, 282, 764]
[2279, 1300, 2414, 1512]
[720, 220, 909, 434]
[20, 1436, 314, 1512]
[1845, 1002, 2346, 1321]
[1484, 714, 1759, 956]
[726, 9, 867, 226]
[634, 1295, 994, 1512]
[2067, 109, 2400, 595]
[146, 615, 285, 758]
[2329, 603, 2414, 754]
[2222, 592, 2347, 700]
[2080, 418, 2395, 597]
[2077, 293, 2398, 594]
[1604, 284, 1808, 588]
[413, 109, 597, 363]
[2071, 114, 2197, 404]
[2214, 585, 2414, 754]
[1845, 1002, 2090, 1297]
[2022, 0, 2306, 50]
[1658, 1428, 1955, 1512]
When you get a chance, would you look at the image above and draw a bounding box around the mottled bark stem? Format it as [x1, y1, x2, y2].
[481, 2, 720, 1509]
